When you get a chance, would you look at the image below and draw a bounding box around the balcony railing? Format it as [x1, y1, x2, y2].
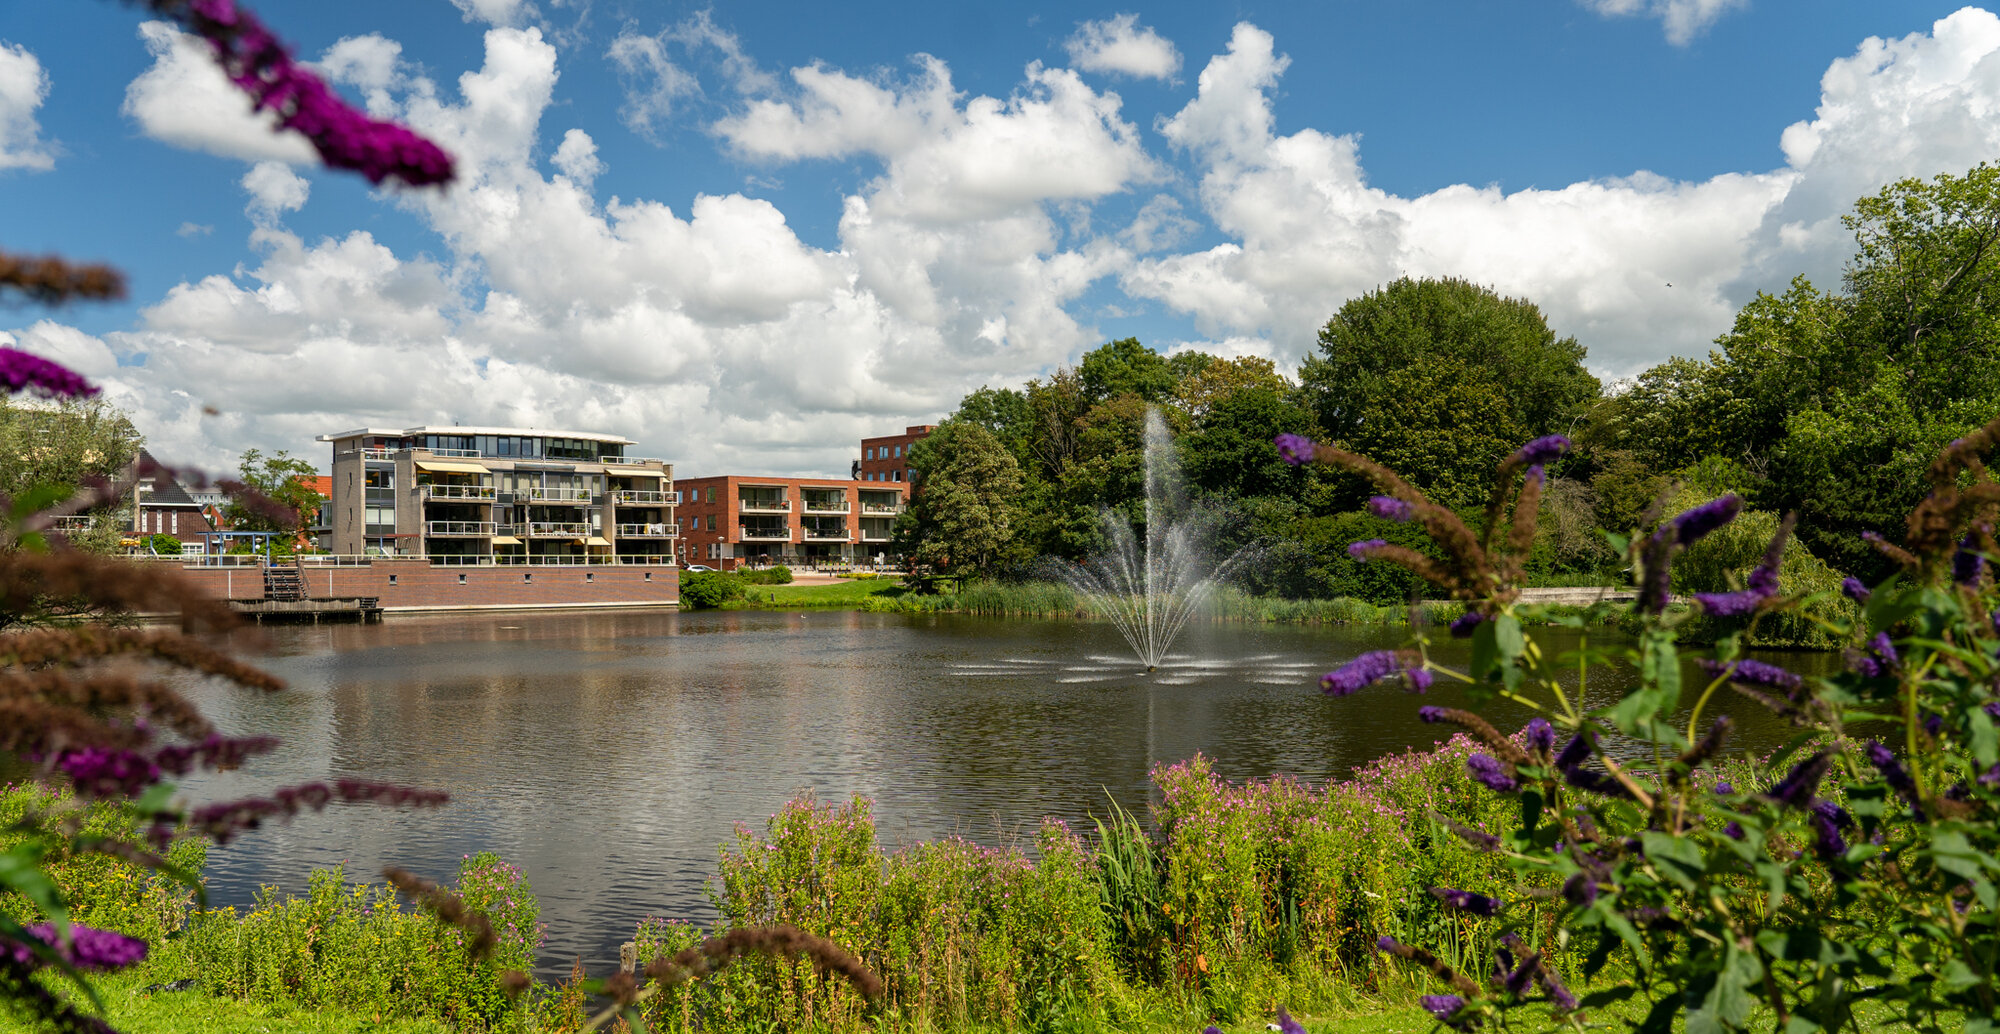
[801, 499, 850, 513]
[860, 529, 893, 542]
[609, 455, 669, 467]
[526, 521, 592, 537]
[419, 447, 481, 458]
[615, 523, 678, 537]
[520, 487, 592, 503]
[421, 484, 497, 500]
[612, 490, 670, 505]
[739, 498, 791, 513]
[804, 527, 849, 540]
[860, 501, 904, 514]
[425, 520, 497, 537]
[355, 447, 396, 461]
[740, 526, 791, 540]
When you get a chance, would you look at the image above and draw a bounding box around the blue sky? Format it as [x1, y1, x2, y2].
[1, 0, 1994, 473]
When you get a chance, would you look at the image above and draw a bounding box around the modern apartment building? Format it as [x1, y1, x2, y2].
[316, 426, 677, 563]
[675, 475, 906, 569]
[857, 425, 934, 485]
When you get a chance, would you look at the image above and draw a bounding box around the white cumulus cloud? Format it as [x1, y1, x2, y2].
[0, 41, 56, 171]
[1065, 14, 1182, 81]
[122, 21, 316, 165]
[1580, 0, 1748, 46]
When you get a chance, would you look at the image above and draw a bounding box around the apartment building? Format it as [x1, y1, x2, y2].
[675, 475, 906, 569]
[857, 425, 933, 485]
[316, 425, 677, 563]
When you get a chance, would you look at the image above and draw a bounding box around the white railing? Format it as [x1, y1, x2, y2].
[527, 522, 591, 537]
[420, 447, 481, 458]
[483, 554, 679, 566]
[521, 487, 592, 503]
[297, 554, 377, 567]
[614, 523, 677, 537]
[421, 483, 497, 500]
[860, 530, 893, 542]
[427, 553, 492, 565]
[740, 527, 791, 540]
[612, 490, 669, 504]
[860, 502, 904, 514]
[612, 455, 670, 466]
[426, 520, 497, 536]
[739, 498, 790, 513]
[804, 527, 849, 540]
[351, 447, 396, 461]
[801, 499, 850, 513]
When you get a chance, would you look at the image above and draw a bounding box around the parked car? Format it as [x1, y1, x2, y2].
[684, 564, 716, 572]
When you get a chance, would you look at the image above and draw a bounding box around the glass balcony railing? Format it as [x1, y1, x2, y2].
[739, 498, 791, 513]
[614, 523, 678, 537]
[425, 520, 497, 537]
[421, 484, 497, 500]
[520, 487, 592, 503]
[526, 522, 592, 537]
[612, 490, 670, 505]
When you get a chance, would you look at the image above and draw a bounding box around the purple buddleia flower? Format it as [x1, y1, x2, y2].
[1522, 718, 1554, 755]
[1429, 887, 1504, 915]
[1561, 872, 1598, 906]
[1203, 1028, 1222, 1034]
[1812, 798, 1852, 829]
[1672, 495, 1742, 546]
[0, 347, 99, 398]
[1700, 657, 1801, 691]
[1367, 495, 1415, 521]
[1954, 533, 1986, 586]
[1448, 611, 1485, 638]
[1275, 1008, 1306, 1034]
[1274, 433, 1318, 466]
[1419, 995, 1470, 1027]
[1986, 701, 2000, 719]
[1866, 741, 1925, 818]
[1539, 964, 1579, 1012]
[1923, 713, 1943, 737]
[55, 747, 161, 798]
[1811, 810, 1847, 860]
[1722, 821, 1745, 839]
[1509, 435, 1571, 468]
[1440, 815, 1501, 852]
[1695, 586, 1767, 617]
[1419, 705, 1448, 723]
[1406, 668, 1435, 692]
[1503, 953, 1538, 996]
[1714, 781, 1734, 795]
[1841, 577, 1871, 604]
[1980, 762, 2000, 787]
[1, 924, 148, 971]
[1466, 753, 1519, 792]
[1870, 633, 1898, 667]
[1347, 538, 1388, 560]
[1554, 734, 1591, 772]
[1320, 650, 1401, 695]
[1524, 464, 1546, 488]
[1564, 766, 1632, 799]
[1763, 751, 1831, 810]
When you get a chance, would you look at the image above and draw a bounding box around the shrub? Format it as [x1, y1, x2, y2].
[739, 565, 793, 585]
[144, 534, 182, 556]
[0, 783, 206, 948]
[679, 571, 745, 608]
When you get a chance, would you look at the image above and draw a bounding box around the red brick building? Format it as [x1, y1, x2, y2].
[675, 475, 907, 570]
[857, 425, 933, 486]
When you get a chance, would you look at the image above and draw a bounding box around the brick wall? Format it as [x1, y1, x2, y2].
[169, 560, 678, 612]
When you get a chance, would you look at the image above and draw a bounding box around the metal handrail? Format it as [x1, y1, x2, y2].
[611, 490, 670, 504]
[614, 523, 677, 537]
[860, 502, 904, 514]
[738, 499, 791, 512]
[426, 520, 497, 536]
[297, 554, 377, 567]
[521, 487, 592, 503]
[611, 455, 670, 466]
[421, 484, 497, 500]
[800, 500, 850, 513]
[526, 522, 591, 536]
[804, 528, 849, 540]
[739, 528, 791, 540]
[419, 447, 481, 458]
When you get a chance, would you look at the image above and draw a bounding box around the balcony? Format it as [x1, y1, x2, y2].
[610, 455, 670, 466]
[526, 521, 591, 537]
[419, 447, 481, 458]
[354, 447, 397, 461]
[801, 498, 850, 514]
[739, 497, 791, 513]
[859, 501, 904, 514]
[612, 490, 671, 505]
[520, 487, 592, 504]
[421, 483, 497, 500]
[804, 526, 849, 540]
[740, 525, 791, 541]
[425, 520, 496, 537]
[615, 523, 678, 538]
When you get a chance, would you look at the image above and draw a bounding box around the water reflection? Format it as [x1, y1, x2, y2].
[176, 609, 1834, 978]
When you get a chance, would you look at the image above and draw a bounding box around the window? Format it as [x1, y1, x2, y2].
[706, 487, 715, 504]
[707, 514, 716, 531]
[893, 470, 902, 482]
[865, 447, 874, 460]
[458, 573, 466, 584]
[893, 445, 902, 457]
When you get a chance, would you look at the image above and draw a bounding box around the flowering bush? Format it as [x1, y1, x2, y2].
[1278, 419, 2000, 1031]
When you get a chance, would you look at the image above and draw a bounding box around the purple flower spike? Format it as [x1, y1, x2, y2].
[1418, 705, 1448, 723]
[1696, 587, 1766, 617]
[1713, 781, 1734, 795]
[1509, 434, 1571, 468]
[1419, 995, 1469, 1026]
[2, 924, 148, 971]
[1811, 810, 1848, 860]
[1466, 753, 1519, 792]
[1367, 495, 1415, 521]
[1320, 650, 1400, 695]
[1980, 762, 2000, 787]
[1539, 964, 1579, 1012]
[1405, 668, 1435, 693]
[1, 347, 99, 398]
[1671, 495, 1742, 546]
[1723, 821, 1745, 839]
[1274, 433, 1318, 466]
[1203, 1028, 1223, 1034]
[1841, 577, 1870, 604]
[1275, 1008, 1306, 1034]
[1869, 633, 1899, 667]
[1448, 611, 1484, 638]
[1554, 734, 1592, 772]
[1561, 872, 1598, 906]
[56, 747, 161, 799]
[1347, 538, 1388, 560]
[1522, 718, 1554, 755]
[1866, 741, 1925, 817]
[1954, 534, 1986, 586]
[1763, 751, 1831, 810]
[1701, 657, 1802, 690]
[1429, 887, 1504, 915]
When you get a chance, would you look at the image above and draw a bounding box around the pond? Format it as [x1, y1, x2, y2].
[179, 608, 1835, 978]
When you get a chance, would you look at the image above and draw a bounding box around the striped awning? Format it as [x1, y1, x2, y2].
[415, 461, 491, 475]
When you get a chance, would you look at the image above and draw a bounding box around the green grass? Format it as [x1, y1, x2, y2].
[726, 578, 910, 608]
[0, 967, 452, 1034]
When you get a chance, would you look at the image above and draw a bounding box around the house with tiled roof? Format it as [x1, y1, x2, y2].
[133, 449, 215, 542]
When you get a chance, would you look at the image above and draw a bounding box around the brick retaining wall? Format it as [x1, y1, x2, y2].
[169, 560, 678, 612]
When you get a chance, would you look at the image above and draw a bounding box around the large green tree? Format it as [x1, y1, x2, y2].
[1299, 277, 1600, 509]
[0, 395, 142, 554]
[226, 447, 324, 538]
[898, 422, 1025, 576]
[1078, 337, 1177, 404]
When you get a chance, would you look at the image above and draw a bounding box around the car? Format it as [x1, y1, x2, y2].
[684, 564, 717, 572]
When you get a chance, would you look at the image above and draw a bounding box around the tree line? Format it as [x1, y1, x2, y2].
[900, 162, 2000, 604]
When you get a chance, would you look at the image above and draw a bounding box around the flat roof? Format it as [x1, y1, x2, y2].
[316, 425, 635, 445]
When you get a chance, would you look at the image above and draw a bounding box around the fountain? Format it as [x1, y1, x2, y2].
[1048, 408, 1255, 671]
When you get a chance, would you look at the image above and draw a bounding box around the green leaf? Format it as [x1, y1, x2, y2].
[1968, 703, 1999, 767]
[1470, 618, 1499, 684]
[1930, 830, 1998, 879]
[1493, 614, 1525, 662]
[1519, 790, 1544, 837]
[0, 844, 68, 932]
[1640, 832, 1706, 891]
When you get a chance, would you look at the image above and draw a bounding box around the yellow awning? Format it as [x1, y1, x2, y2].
[492, 535, 522, 545]
[586, 536, 611, 547]
[416, 460, 491, 475]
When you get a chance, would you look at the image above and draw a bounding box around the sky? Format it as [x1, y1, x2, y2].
[2, 0, 1998, 477]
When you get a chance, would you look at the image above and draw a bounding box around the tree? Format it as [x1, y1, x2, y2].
[950, 385, 1033, 470]
[1078, 337, 1177, 404]
[227, 448, 324, 539]
[0, 394, 143, 554]
[899, 422, 1025, 576]
[1299, 277, 1600, 510]
[1171, 355, 1289, 420]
